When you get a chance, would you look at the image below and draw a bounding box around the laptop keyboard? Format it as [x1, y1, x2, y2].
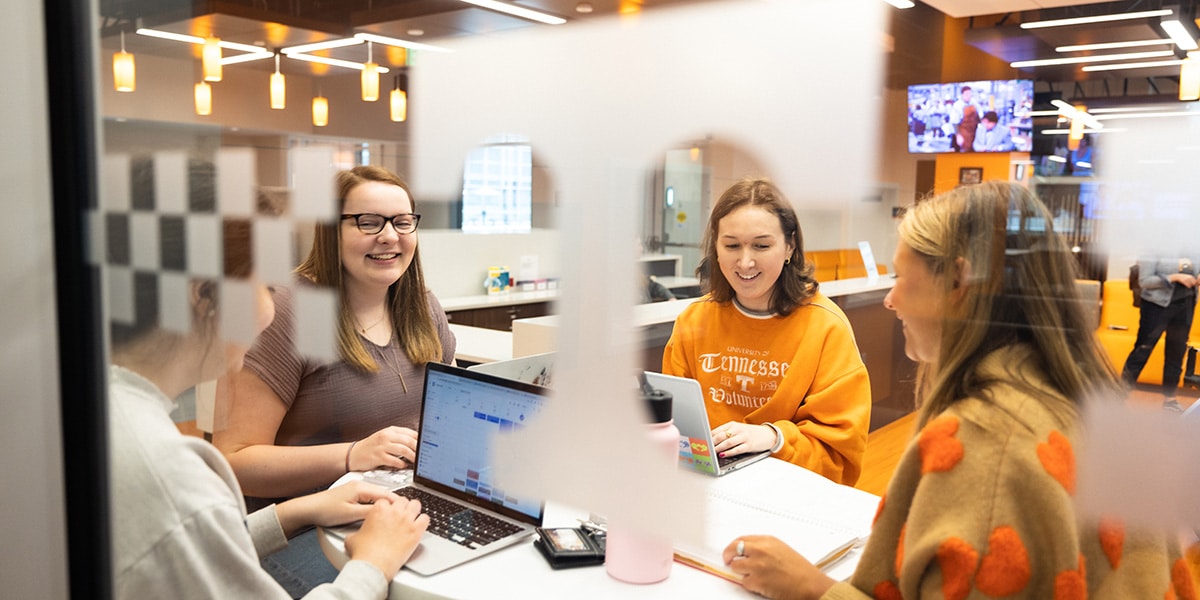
[394, 487, 523, 549]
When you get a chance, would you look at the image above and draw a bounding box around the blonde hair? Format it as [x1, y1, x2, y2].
[900, 181, 1120, 427]
[296, 166, 442, 371]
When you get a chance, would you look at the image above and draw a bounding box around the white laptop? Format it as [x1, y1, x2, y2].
[643, 371, 771, 477]
[466, 352, 555, 387]
[384, 362, 550, 575]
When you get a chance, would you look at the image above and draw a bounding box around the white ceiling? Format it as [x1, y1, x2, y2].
[919, 0, 1115, 19]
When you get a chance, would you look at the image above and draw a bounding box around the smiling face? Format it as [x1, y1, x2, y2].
[884, 240, 946, 363]
[715, 205, 793, 313]
[340, 180, 417, 296]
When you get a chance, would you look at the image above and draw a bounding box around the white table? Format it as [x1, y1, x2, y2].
[320, 459, 877, 600]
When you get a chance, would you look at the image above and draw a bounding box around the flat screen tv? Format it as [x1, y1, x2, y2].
[907, 79, 1035, 154]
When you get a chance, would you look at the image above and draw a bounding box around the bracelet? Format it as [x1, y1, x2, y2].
[345, 440, 359, 473]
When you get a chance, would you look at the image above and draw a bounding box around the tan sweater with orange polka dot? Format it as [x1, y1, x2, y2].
[824, 344, 1193, 600]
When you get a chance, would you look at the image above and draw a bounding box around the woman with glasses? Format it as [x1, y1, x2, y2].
[214, 165, 455, 596]
[109, 170, 429, 599]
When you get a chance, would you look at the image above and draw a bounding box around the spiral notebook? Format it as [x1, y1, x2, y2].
[672, 458, 879, 583]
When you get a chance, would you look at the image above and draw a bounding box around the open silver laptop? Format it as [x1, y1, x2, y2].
[390, 362, 549, 575]
[644, 371, 771, 476]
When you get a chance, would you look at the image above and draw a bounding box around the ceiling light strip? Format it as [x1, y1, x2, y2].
[1160, 19, 1200, 51]
[220, 40, 268, 54]
[1020, 9, 1171, 29]
[1050, 100, 1104, 129]
[1095, 111, 1200, 121]
[281, 38, 364, 55]
[136, 28, 204, 44]
[284, 52, 389, 72]
[353, 33, 451, 53]
[1011, 50, 1174, 68]
[1056, 39, 1176, 53]
[457, 0, 566, 25]
[1081, 59, 1186, 71]
[1089, 105, 1183, 114]
[221, 51, 273, 66]
[136, 28, 267, 54]
[1040, 128, 1114, 135]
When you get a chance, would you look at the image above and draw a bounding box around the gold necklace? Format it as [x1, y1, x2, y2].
[378, 341, 409, 394]
[356, 313, 386, 334]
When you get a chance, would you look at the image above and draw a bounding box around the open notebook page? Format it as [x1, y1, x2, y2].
[673, 458, 880, 582]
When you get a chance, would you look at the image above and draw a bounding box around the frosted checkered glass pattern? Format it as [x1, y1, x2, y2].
[93, 147, 338, 361]
[460, 143, 532, 234]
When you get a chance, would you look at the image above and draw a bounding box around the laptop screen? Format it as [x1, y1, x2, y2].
[416, 363, 548, 521]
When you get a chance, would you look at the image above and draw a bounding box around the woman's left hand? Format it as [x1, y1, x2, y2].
[723, 535, 834, 600]
[711, 422, 777, 457]
[275, 480, 403, 536]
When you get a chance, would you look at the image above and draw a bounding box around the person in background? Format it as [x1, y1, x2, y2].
[662, 178, 871, 486]
[949, 85, 980, 152]
[214, 165, 455, 595]
[109, 192, 429, 599]
[722, 181, 1194, 599]
[972, 110, 1014, 152]
[1122, 252, 1200, 412]
[1070, 134, 1095, 176]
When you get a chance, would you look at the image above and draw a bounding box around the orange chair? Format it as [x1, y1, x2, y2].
[805, 250, 839, 283]
[835, 249, 889, 280]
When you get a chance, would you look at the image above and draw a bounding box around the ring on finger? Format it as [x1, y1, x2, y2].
[736, 540, 745, 557]
[725, 431, 733, 440]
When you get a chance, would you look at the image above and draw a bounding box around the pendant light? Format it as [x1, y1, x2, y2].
[313, 94, 329, 127]
[203, 36, 222, 82]
[390, 74, 407, 122]
[113, 30, 136, 92]
[270, 52, 285, 109]
[1181, 52, 1200, 101]
[194, 81, 212, 115]
[361, 41, 380, 101]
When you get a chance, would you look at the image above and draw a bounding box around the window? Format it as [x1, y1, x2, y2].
[461, 140, 533, 233]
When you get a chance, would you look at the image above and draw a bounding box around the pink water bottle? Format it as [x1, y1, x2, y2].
[605, 383, 678, 584]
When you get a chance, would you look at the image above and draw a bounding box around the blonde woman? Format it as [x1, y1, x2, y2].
[724, 182, 1194, 599]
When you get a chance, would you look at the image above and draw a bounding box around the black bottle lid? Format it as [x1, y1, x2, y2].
[643, 388, 673, 424]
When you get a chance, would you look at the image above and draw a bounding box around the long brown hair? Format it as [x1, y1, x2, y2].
[900, 181, 1121, 428]
[295, 165, 442, 371]
[697, 177, 818, 315]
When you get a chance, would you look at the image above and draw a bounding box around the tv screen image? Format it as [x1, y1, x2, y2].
[907, 79, 1035, 154]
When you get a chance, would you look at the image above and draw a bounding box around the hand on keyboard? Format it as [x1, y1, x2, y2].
[363, 468, 413, 489]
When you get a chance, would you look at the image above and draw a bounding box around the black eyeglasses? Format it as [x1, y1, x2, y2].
[341, 213, 421, 235]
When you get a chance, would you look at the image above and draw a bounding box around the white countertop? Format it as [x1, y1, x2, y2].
[438, 275, 891, 314]
[441, 289, 559, 312]
[449, 324, 513, 364]
[654, 276, 700, 290]
[514, 276, 894, 330]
